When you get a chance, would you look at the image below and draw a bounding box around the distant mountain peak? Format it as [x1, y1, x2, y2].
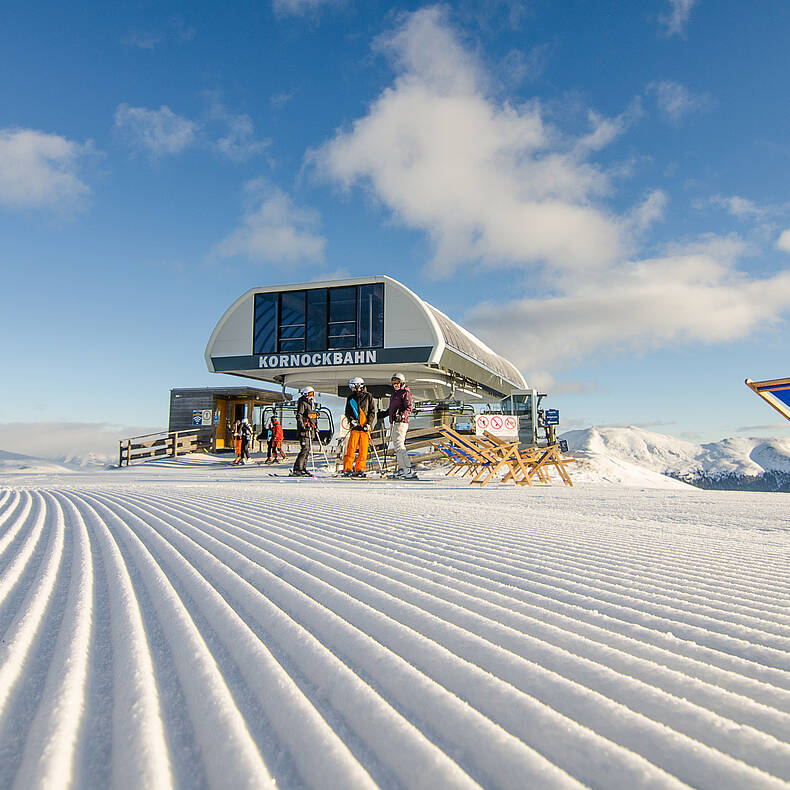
[562, 426, 790, 491]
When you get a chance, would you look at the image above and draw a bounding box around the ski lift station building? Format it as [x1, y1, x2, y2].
[205, 275, 527, 402]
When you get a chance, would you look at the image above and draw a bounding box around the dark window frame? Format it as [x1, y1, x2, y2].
[327, 286, 358, 350]
[254, 283, 385, 356]
[253, 292, 278, 355]
[356, 282, 384, 349]
[278, 290, 307, 353]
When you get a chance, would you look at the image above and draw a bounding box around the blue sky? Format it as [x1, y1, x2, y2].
[2, 0, 790, 449]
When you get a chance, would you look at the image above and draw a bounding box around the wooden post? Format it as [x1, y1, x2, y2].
[172, 432, 179, 458]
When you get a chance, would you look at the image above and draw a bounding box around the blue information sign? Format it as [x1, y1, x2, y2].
[544, 409, 559, 425]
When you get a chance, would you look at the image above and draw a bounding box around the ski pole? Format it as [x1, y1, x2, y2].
[313, 425, 330, 470]
[369, 430, 386, 477]
[308, 428, 318, 475]
[309, 428, 327, 480]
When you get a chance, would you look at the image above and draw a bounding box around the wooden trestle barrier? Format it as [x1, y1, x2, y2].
[432, 426, 575, 487]
[362, 424, 575, 485]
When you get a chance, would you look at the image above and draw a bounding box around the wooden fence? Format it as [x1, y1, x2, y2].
[338, 425, 461, 473]
[118, 428, 211, 467]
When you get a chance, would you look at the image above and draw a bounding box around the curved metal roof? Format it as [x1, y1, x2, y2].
[425, 305, 525, 387]
[205, 275, 527, 399]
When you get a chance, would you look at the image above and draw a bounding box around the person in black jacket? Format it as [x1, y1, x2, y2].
[291, 386, 317, 476]
[342, 377, 377, 477]
[239, 418, 254, 464]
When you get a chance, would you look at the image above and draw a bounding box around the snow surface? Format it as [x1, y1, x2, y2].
[1, 451, 789, 789]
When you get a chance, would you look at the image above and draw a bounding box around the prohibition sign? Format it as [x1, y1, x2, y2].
[504, 416, 518, 431]
[491, 415, 504, 430]
[476, 415, 490, 429]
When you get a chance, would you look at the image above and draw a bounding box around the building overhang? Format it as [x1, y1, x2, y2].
[205, 275, 526, 401]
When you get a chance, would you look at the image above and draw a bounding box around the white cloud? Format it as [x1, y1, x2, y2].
[312, 8, 790, 374]
[121, 31, 163, 50]
[0, 128, 91, 210]
[115, 99, 268, 162]
[465, 235, 790, 372]
[206, 95, 269, 162]
[273, 0, 344, 16]
[122, 17, 195, 49]
[712, 194, 767, 220]
[210, 183, 325, 263]
[576, 100, 643, 154]
[650, 80, 712, 124]
[659, 0, 698, 37]
[777, 229, 790, 253]
[499, 44, 550, 86]
[314, 6, 626, 275]
[216, 115, 266, 161]
[628, 189, 668, 232]
[114, 104, 199, 156]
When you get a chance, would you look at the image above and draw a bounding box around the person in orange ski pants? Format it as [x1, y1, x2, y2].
[342, 377, 377, 477]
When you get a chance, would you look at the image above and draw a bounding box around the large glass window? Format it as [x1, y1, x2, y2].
[328, 287, 357, 349]
[306, 288, 328, 351]
[279, 291, 306, 352]
[253, 284, 384, 356]
[357, 283, 384, 348]
[253, 292, 278, 354]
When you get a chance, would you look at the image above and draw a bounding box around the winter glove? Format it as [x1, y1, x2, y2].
[350, 419, 359, 428]
[363, 424, 371, 432]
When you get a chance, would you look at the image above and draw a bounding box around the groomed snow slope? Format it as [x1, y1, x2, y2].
[1, 456, 789, 789]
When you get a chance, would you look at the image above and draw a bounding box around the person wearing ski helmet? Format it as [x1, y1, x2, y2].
[239, 417, 254, 464]
[342, 376, 377, 477]
[388, 372, 416, 478]
[265, 416, 285, 463]
[292, 386, 317, 476]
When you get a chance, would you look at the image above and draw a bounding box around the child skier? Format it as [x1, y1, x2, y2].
[232, 420, 242, 465]
[265, 416, 286, 463]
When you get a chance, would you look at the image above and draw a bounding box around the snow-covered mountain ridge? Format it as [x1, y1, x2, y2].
[562, 426, 790, 491]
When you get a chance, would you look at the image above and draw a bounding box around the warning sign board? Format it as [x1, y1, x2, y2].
[475, 413, 518, 438]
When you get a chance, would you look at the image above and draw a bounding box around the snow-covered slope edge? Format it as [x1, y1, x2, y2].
[563, 426, 790, 492]
[0, 449, 77, 475]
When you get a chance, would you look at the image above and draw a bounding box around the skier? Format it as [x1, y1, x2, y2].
[265, 416, 286, 463]
[291, 386, 318, 477]
[388, 372, 417, 479]
[342, 376, 377, 477]
[239, 417, 254, 464]
[232, 420, 242, 464]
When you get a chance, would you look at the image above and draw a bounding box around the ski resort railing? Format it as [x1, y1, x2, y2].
[118, 428, 211, 467]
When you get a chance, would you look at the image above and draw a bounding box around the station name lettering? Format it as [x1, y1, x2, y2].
[258, 349, 377, 369]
